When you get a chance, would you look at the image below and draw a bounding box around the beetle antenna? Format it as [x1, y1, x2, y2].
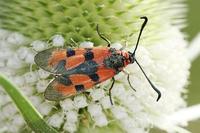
[132, 16, 148, 56]
[135, 58, 161, 101]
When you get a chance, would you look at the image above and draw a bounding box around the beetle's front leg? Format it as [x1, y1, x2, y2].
[122, 69, 136, 91]
[109, 77, 115, 105]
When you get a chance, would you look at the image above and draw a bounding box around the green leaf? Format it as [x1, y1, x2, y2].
[0, 73, 58, 133]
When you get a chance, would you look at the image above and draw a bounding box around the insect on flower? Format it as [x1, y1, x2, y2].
[34, 16, 161, 105]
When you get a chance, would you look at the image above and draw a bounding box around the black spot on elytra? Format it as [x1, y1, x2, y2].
[89, 73, 99, 82]
[75, 84, 85, 92]
[84, 51, 94, 61]
[66, 48, 75, 57]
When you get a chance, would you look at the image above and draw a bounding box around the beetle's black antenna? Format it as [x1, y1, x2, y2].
[132, 16, 148, 56]
[130, 17, 161, 101]
[135, 58, 161, 101]
[96, 24, 111, 47]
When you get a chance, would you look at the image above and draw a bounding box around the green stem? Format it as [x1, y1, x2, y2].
[0, 73, 58, 133]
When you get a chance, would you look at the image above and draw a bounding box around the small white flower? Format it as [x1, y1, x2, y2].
[6, 55, 23, 69]
[0, 29, 10, 40]
[111, 106, 128, 120]
[1, 104, 18, 119]
[0, 48, 12, 60]
[80, 41, 94, 48]
[12, 114, 25, 127]
[121, 117, 135, 130]
[31, 40, 48, 51]
[36, 80, 49, 93]
[38, 102, 52, 116]
[17, 47, 30, 60]
[66, 110, 78, 123]
[73, 95, 88, 108]
[6, 124, 22, 133]
[12, 76, 25, 87]
[90, 88, 105, 101]
[93, 113, 108, 127]
[24, 51, 35, 64]
[88, 104, 103, 117]
[37, 69, 50, 79]
[20, 86, 35, 96]
[29, 95, 43, 107]
[23, 72, 38, 84]
[52, 35, 65, 47]
[6, 32, 27, 45]
[111, 83, 126, 97]
[60, 98, 76, 111]
[48, 112, 64, 128]
[126, 99, 144, 113]
[0, 90, 11, 106]
[63, 122, 77, 133]
[100, 96, 112, 109]
[88, 103, 108, 126]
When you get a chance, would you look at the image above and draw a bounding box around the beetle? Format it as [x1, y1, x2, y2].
[34, 16, 161, 105]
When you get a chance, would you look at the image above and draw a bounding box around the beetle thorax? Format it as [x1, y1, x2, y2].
[103, 48, 131, 72]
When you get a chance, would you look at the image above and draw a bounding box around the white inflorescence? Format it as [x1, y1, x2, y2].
[0, 27, 192, 133]
[31, 40, 48, 51]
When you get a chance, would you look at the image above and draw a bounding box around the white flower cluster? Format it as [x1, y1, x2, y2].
[0, 24, 192, 133]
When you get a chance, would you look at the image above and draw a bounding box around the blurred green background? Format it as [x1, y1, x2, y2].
[184, 0, 200, 132]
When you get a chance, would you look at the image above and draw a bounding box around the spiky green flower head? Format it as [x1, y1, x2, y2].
[0, 0, 185, 45]
[0, 0, 191, 133]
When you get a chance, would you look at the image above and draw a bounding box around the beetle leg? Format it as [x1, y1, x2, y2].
[127, 74, 136, 91]
[122, 69, 129, 75]
[109, 77, 115, 105]
[96, 24, 111, 47]
[122, 70, 136, 91]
